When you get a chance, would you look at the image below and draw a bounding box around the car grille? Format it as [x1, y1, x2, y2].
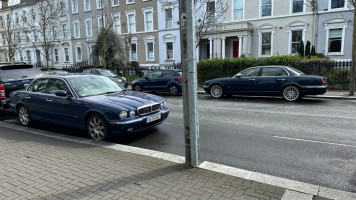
[138, 103, 161, 115]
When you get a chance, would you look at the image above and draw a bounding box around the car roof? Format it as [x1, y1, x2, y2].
[42, 74, 98, 79]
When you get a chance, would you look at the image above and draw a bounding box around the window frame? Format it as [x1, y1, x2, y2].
[84, 0, 91, 11]
[72, 0, 78, 14]
[126, 11, 136, 33]
[97, 0, 103, 9]
[112, 13, 121, 34]
[112, 0, 119, 7]
[64, 47, 70, 62]
[328, 0, 347, 10]
[287, 22, 307, 54]
[260, 0, 273, 18]
[143, 8, 154, 32]
[290, 0, 305, 15]
[258, 26, 275, 57]
[73, 20, 80, 38]
[54, 48, 59, 62]
[232, 0, 244, 21]
[324, 19, 347, 55]
[164, 8, 173, 29]
[85, 18, 93, 37]
[165, 41, 174, 61]
[76, 46, 82, 62]
[126, 0, 134, 5]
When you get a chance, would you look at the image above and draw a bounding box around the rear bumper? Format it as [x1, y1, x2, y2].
[301, 86, 328, 95]
[0, 98, 10, 109]
[109, 108, 169, 134]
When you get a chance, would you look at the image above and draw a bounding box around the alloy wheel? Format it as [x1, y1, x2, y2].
[18, 106, 30, 126]
[283, 85, 300, 102]
[210, 84, 223, 98]
[134, 85, 142, 92]
[169, 85, 178, 96]
[88, 117, 106, 140]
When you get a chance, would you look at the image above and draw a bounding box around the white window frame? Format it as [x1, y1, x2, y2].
[64, 47, 70, 62]
[112, 0, 119, 7]
[258, 26, 275, 57]
[87, 45, 93, 62]
[97, 16, 105, 30]
[232, 0, 244, 21]
[112, 13, 121, 34]
[97, 0, 103, 9]
[26, 50, 31, 61]
[163, 34, 176, 61]
[130, 38, 138, 61]
[72, 0, 78, 13]
[126, 0, 134, 4]
[85, 18, 93, 37]
[287, 23, 307, 54]
[62, 24, 68, 39]
[143, 7, 154, 32]
[54, 48, 59, 62]
[144, 36, 155, 61]
[328, 0, 347, 10]
[290, 0, 305, 15]
[126, 10, 136, 33]
[84, 0, 91, 11]
[205, 1, 216, 21]
[73, 20, 80, 38]
[259, 0, 273, 18]
[76, 46, 82, 62]
[324, 19, 347, 55]
[164, 7, 173, 29]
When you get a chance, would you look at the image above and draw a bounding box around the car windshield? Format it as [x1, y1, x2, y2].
[69, 76, 124, 97]
[99, 69, 117, 77]
[287, 67, 305, 75]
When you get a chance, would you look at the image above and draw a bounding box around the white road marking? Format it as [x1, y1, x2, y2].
[273, 135, 356, 148]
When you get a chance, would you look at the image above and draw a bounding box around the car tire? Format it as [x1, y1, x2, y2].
[18, 105, 32, 127]
[86, 114, 110, 141]
[133, 84, 142, 92]
[210, 84, 224, 98]
[282, 85, 301, 102]
[169, 84, 179, 96]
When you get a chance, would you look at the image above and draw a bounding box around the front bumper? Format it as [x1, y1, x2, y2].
[108, 108, 169, 134]
[203, 85, 210, 93]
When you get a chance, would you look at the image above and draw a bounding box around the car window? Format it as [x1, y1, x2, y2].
[240, 68, 260, 77]
[69, 76, 123, 97]
[48, 79, 71, 96]
[0, 65, 43, 81]
[28, 79, 49, 93]
[163, 71, 176, 77]
[261, 68, 288, 77]
[93, 70, 101, 75]
[148, 71, 163, 79]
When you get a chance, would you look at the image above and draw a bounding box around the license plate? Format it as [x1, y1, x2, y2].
[146, 113, 161, 123]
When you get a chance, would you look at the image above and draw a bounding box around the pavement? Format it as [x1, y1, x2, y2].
[197, 89, 356, 100]
[1, 121, 356, 200]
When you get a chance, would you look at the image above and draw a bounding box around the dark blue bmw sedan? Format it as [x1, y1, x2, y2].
[204, 66, 327, 102]
[9, 75, 169, 141]
[131, 69, 182, 96]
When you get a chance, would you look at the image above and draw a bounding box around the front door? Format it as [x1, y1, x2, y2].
[255, 67, 289, 94]
[145, 70, 164, 91]
[233, 41, 239, 58]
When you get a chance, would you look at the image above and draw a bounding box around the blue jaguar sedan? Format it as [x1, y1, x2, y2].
[9, 75, 169, 141]
[204, 66, 327, 102]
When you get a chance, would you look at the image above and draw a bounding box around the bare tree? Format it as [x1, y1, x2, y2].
[349, 0, 356, 95]
[159, 0, 227, 47]
[0, 12, 16, 62]
[17, 0, 66, 70]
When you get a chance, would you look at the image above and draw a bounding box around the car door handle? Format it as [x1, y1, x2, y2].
[249, 79, 255, 81]
[277, 79, 285, 81]
[25, 96, 31, 99]
[46, 99, 53, 102]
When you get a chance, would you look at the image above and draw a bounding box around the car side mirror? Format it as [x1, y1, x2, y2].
[235, 74, 242, 78]
[24, 84, 29, 89]
[55, 90, 68, 97]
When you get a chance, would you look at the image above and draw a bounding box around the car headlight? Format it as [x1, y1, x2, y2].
[129, 110, 135, 117]
[119, 111, 128, 119]
[118, 79, 122, 82]
[122, 77, 126, 81]
[160, 102, 164, 108]
[163, 100, 167, 108]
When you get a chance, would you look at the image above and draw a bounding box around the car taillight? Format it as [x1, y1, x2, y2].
[0, 85, 5, 98]
[322, 78, 325, 86]
[178, 77, 182, 83]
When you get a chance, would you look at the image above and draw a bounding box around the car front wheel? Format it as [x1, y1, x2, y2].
[87, 114, 110, 141]
[18, 105, 31, 126]
[210, 84, 224, 98]
[282, 85, 301, 102]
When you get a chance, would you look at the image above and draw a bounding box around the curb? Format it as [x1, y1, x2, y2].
[0, 121, 355, 200]
[197, 90, 356, 100]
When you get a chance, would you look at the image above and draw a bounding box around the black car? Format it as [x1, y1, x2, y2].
[83, 68, 128, 88]
[204, 66, 327, 102]
[0, 64, 44, 109]
[131, 69, 182, 96]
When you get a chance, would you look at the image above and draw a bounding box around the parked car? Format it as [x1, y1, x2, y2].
[43, 70, 69, 76]
[203, 66, 327, 102]
[83, 68, 128, 88]
[132, 69, 182, 96]
[9, 75, 169, 141]
[0, 64, 43, 109]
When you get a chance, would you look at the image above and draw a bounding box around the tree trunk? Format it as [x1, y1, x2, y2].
[350, 9, 356, 96]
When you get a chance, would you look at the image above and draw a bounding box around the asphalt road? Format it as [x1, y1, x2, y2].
[1, 94, 356, 193]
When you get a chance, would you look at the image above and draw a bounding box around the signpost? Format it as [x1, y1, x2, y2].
[179, 0, 200, 167]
